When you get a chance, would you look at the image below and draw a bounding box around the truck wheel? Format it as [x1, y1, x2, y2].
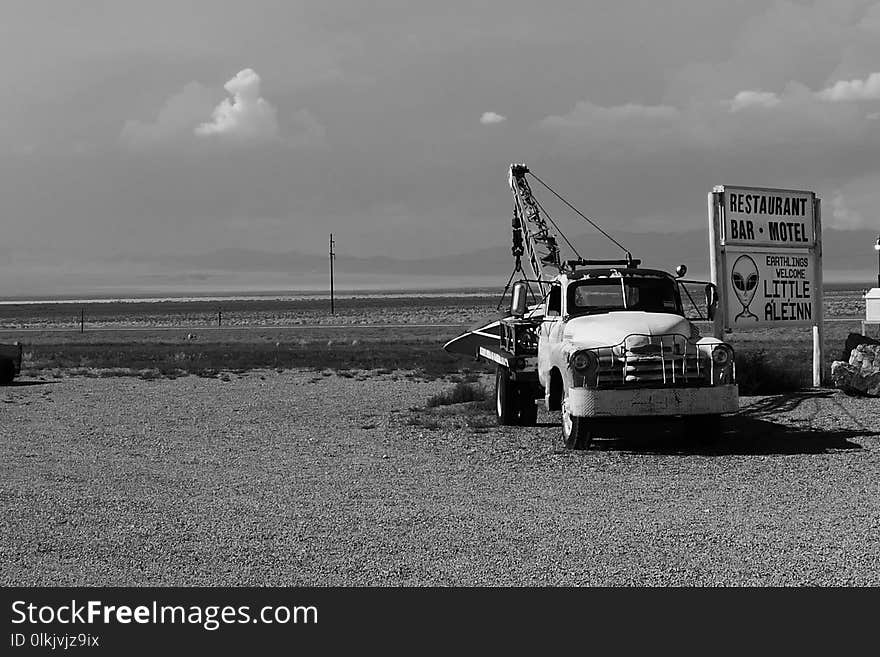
[562, 397, 591, 449]
[515, 385, 538, 426]
[495, 366, 518, 426]
[0, 359, 14, 385]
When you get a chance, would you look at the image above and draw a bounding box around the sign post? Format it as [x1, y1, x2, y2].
[708, 185, 824, 387]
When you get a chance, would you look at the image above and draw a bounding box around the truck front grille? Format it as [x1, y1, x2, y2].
[588, 334, 709, 389]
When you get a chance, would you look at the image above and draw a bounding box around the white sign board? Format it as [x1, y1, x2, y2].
[708, 184, 824, 385]
[723, 188, 815, 247]
[723, 249, 817, 328]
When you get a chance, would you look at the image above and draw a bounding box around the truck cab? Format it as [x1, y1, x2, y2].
[537, 266, 737, 447]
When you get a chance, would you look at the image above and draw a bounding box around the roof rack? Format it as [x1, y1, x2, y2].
[565, 258, 642, 269]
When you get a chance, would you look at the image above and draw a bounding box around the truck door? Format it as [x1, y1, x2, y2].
[538, 283, 562, 381]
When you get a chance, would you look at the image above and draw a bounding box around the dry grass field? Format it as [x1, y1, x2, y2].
[0, 289, 872, 390]
[1, 289, 878, 586]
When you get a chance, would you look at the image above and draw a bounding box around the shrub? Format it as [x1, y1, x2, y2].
[735, 349, 807, 395]
[425, 382, 489, 408]
[22, 340, 494, 381]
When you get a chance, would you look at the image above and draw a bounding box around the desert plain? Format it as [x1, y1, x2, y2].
[1, 289, 878, 585]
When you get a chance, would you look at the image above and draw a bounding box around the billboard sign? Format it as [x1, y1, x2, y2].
[722, 187, 815, 247]
[708, 184, 824, 385]
[724, 249, 817, 327]
[710, 185, 821, 330]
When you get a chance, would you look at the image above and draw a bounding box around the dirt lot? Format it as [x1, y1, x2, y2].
[2, 371, 878, 586]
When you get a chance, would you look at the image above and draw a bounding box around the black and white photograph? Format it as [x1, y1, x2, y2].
[2, 0, 880, 642]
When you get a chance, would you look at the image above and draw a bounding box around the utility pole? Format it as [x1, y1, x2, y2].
[329, 233, 336, 314]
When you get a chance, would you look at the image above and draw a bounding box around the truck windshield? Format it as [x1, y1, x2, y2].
[569, 277, 681, 315]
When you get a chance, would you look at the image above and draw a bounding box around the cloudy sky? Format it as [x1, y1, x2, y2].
[2, 0, 880, 294]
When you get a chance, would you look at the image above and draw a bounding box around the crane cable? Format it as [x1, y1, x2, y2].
[527, 171, 633, 262]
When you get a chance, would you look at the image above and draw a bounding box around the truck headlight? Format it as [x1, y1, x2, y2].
[571, 350, 598, 372]
[712, 345, 733, 366]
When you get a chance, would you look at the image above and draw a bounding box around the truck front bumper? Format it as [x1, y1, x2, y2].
[568, 384, 738, 418]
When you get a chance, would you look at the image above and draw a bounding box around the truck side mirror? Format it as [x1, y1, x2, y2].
[546, 285, 561, 317]
[510, 281, 528, 317]
[705, 283, 718, 321]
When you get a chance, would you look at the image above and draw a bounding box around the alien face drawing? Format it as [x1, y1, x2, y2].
[731, 254, 759, 321]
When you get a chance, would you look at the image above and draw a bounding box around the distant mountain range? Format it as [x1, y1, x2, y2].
[149, 228, 880, 283]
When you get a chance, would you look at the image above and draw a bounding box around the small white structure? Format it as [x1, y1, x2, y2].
[862, 288, 880, 336]
[865, 288, 880, 321]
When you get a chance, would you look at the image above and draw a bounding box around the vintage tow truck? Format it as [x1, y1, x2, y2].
[445, 164, 739, 448]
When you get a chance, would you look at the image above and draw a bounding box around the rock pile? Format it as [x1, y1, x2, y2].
[840, 332, 880, 361]
[831, 342, 880, 396]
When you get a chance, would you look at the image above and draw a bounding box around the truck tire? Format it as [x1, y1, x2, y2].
[0, 358, 15, 385]
[495, 366, 518, 426]
[515, 385, 538, 426]
[562, 395, 591, 449]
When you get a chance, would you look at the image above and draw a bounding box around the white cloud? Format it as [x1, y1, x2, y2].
[817, 71, 880, 101]
[122, 69, 323, 151]
[726, 73, 880, 111]
[729, 90, 780, 112]
[480, 111, 506, 125]
[120, 82, 216, 149]
[538, 81, 880, 224]
[195, 69, 280, 142]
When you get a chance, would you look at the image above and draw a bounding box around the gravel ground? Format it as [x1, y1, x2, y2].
[2, 371, 879, 586]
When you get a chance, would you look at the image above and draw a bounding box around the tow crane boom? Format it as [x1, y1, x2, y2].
[507, 164, 560, 298]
